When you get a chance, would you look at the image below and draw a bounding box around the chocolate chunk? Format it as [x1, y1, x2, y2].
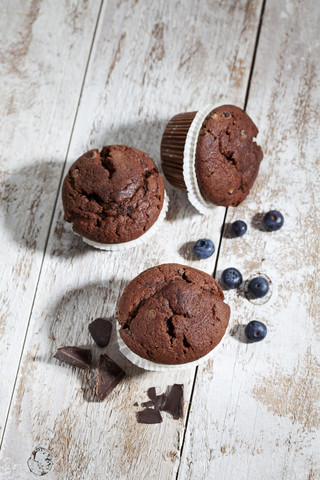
[154, 394, 165, 410]
[141, 400, 154, 408]
[53, 346, 92, 369]
[88, 318, 112, 347]
[162, 384, 184, 419]
[147, 387, 157, 402]
[147, 387, 165, 410]
[137, 408, 162, 424]
[96, 354, 125, 401]
[133, 402, 139, 407]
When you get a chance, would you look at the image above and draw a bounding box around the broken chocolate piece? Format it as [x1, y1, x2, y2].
[136, 384, 184, 424]
[141, 400, 154, 408]
[147, 387, 157, 402]
[137, 408, 162, 424]
[147, 387, 165, 410]
[96, 354, 125, 401]
[88, 318, 112, 347]
[154, 394, 165, 411]
[133, 402, 139, 407]
[53, 346, 92, 369]
[162, 384, 184, 419]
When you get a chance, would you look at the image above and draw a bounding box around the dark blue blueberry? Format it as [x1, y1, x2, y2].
[245, 321, 267, 342]
[231, 220, 247, 237]
[263, 210, 284, 231]
[221, 267, 243, 289]
[248, 276, 269, 298]
[193, 238, 215, 259]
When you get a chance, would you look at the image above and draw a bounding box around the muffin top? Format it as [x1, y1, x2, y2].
[118, 264, 230, 365]
[62, 145, 165, 244]
[195, 105, 263, 206]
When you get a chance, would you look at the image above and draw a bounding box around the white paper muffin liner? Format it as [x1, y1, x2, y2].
[67, 192, 169, 251]
[116, 319, 228, 372]
[183, 104, 221, 215]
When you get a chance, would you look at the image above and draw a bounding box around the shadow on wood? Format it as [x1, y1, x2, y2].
[2, 161, 62, 251]
[228, 324, 249, 344]
[251, 212, 267, 232]
[2, 117, 200, 257]
[38, 281, 146, 403]
[222, 222, 235, 239]
[178, 241, 195, 261]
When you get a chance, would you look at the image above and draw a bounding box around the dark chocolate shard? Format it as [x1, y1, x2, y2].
[137, 408, 162, 424]
[161, 384, 184, 419]
[147, 387, 157, 402]
[133, 402, 139, 407]
[141, 400, 154, 408]
[88, 318, 112, 347]
[147, 387, 165, 410]
[154, 394, 165, 411]
[53, 346, 92, 369]
[96, 354, 125, 401]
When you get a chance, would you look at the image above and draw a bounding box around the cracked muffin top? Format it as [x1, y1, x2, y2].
[195, 105, 263, 206]
[62, 145, 165, 244]
[118, 264, 230, 365]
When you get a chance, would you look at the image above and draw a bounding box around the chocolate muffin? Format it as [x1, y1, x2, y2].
[195, 105, 263, 206]
[161, 104, 263, 210]
[62, 145, 165, 244]
[118, 264, 230, 365]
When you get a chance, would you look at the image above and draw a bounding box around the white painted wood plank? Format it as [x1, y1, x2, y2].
[178, 1, 320, 479]
[0, 0, 263, 478]
[0, 0, 101, 440]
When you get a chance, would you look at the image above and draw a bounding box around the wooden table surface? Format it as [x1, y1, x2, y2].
[1, 0, 319, 479]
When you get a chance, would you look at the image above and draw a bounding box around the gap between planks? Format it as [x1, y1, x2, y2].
[175, 0, 267, 477]
[0, 0, 105, 450]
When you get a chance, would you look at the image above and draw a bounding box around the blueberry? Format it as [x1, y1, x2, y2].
[193, 238, 215, 259]
[263, 210, 284, 231]
[245, 320, 267, 342]
[231, 220, 247, 237]
[221, 267, 243, 289]
[248, 276, 269, 298]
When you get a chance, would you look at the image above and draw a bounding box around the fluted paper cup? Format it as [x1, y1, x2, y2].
[67, 192, 169, 251]
[116, 319, 228, 372]
[161, 105, 220, 215]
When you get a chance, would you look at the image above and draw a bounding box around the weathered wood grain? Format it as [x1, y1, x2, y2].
[0, 0, 102, 441]
[178, 1, 320, 479]
[0, 0, 263, 478]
